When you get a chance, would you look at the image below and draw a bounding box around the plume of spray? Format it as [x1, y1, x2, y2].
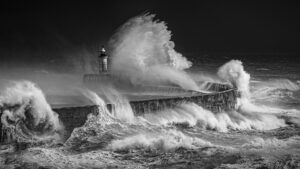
[217, 60, 250, 98]
[80, 89, 106, 107]
[0, 81, 63, 142]
[101, 87, 135, 123]
[79, 89, 115, 124]
[109, 14, 199, 91]
[217, 60, 286, 129]
[79, 86, 135, 123]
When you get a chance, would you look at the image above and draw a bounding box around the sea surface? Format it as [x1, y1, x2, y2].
[0, 55, 300, 169]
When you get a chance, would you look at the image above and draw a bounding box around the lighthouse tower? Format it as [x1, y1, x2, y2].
[83, 45, 112, 85]
[99, 46, 109, 73]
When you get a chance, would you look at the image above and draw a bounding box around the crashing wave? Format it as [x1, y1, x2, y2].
[109, 14, 199, 91]
[0, 81, 63, 144]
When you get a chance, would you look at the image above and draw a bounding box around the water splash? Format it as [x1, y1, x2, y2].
[79, 89, 115, 125]
[216, 60, 291, 130]
[109, 14, 199, 91]
[142, 102, 286, 132]
[0, 81, 63, 143]
[101, 87, 135, 123]
[217, 60, 250, 97]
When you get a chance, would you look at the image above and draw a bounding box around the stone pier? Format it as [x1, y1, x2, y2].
[0, 83, 239, 143]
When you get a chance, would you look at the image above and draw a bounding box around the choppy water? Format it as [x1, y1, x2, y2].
[1, 56, 300, 169]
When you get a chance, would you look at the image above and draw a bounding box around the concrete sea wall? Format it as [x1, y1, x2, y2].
[130, 89, 238, 116]
[0, 83, 239, 143]
[52, 84, 238, 139]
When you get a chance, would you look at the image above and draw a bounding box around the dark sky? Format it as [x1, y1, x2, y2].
[1, 0, 300, 69]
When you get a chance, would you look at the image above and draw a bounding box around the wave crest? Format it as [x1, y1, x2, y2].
[0, 81, 63, 143]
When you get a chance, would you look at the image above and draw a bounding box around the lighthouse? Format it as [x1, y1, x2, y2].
[83, 46, 111, 84]
[99, 46, 109, 73]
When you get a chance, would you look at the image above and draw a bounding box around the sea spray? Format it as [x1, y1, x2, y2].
[67, 89, 216, 151]
[79, 89, 115, 125]
[0, 81, 63, 142]
[80, 87, 135, 123]
[66, 89, 158, 149]
[65, 89, 119, 148]
[109, 14, 199, 91]
[217, 60, 250, 98]
[80, 84, 286, 132]
[142, 102, 285, 132]
[217, 60, 287, 129]
[80, 89, 106, 106]
[101, 87, 135, 123]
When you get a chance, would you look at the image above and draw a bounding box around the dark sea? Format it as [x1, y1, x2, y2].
[0, 55, 300, 169]
[193, 54, 300, 109]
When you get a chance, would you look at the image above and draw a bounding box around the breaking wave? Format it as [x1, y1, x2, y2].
[99, 87, 135, 123]
[217, 60, 250, 97]
[2, 59, 292, 150]
[65, 90, 216, 151]
[109, 14, 200, 91]
[0, 81, 64, 143]
[142, 102, 286, 132]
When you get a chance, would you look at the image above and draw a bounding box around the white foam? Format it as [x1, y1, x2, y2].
[101, 87, 135, 123]
[109, 14, 200, 91]
[217, 60, 250, 97]
[107, 129, 212, 151]
[0, 81, 63, 141]
[142, 101, 286, 132]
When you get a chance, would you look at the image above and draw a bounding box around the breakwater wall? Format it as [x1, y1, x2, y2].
[0, 83, 239, 143]
[52, 84, 238, 139]
[130, 89, 238, 116]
